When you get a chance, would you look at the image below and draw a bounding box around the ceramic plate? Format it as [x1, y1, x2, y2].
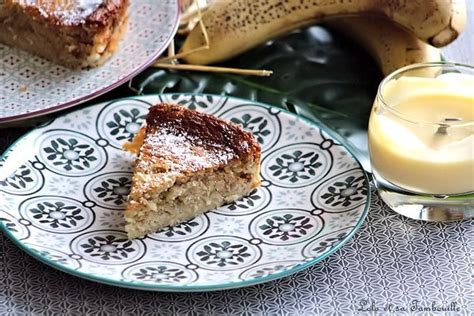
[0, 0, 179, 123]
[0, 94, 370, 291]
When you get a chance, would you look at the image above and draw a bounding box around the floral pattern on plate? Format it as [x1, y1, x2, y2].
[261, 143, 332, 188]
[220, 104, 281, 151]
[249, 209, 323, 245]
[37, 130, 108, 177]
[19, 196, 95, 234]
[96, 99, 152, 149]
[311, 169, 368, 212]
[302, 229, 353, 259]
[186, 236, 262, 271]
[213, 187, 272, 216]
[84, 172, 132, 210]
[122, 261, 198, 285]
[0, 160, 44, 195]
[70, 230, 146, 265]
[0, 209, 30, 240]
[0, 94, 369, 291]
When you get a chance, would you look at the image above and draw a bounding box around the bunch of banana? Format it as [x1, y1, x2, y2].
[180, 0, 466, 76]
[324, 17, 442, 76]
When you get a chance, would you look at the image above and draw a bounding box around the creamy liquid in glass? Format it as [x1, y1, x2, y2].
[369, 73, 474, 194]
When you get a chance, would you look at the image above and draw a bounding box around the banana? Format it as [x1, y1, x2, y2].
[325, 17, 441, 76]
[181, 0, 466, 65]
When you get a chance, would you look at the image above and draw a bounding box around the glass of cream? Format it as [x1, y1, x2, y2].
[368, 62, 473, 221]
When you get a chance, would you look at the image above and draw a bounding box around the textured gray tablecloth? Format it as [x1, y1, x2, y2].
[1, 124, 472, 314]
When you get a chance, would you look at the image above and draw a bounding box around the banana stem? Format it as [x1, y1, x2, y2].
[153, 63, 273, 77]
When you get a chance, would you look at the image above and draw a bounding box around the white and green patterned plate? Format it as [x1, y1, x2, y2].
[0, 94, 370, 292]
[0, 0, 179, 123]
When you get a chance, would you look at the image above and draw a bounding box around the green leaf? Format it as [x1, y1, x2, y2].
[128, 26, 383, 169]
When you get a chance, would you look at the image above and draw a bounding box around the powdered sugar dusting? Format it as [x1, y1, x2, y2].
[137, 125, 241, 173]
[20, 0, 104, 25]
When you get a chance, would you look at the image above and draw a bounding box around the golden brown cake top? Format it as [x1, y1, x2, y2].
[9, 0, 126, 26]
[136, 103, 261, 175]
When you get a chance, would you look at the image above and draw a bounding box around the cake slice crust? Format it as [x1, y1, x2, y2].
[125, 104, 261, 239]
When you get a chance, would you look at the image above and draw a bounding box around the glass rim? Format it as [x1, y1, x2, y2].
[377, 62, 474, 127]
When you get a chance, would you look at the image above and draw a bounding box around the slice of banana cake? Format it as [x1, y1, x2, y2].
[125, 103, 261, 239]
